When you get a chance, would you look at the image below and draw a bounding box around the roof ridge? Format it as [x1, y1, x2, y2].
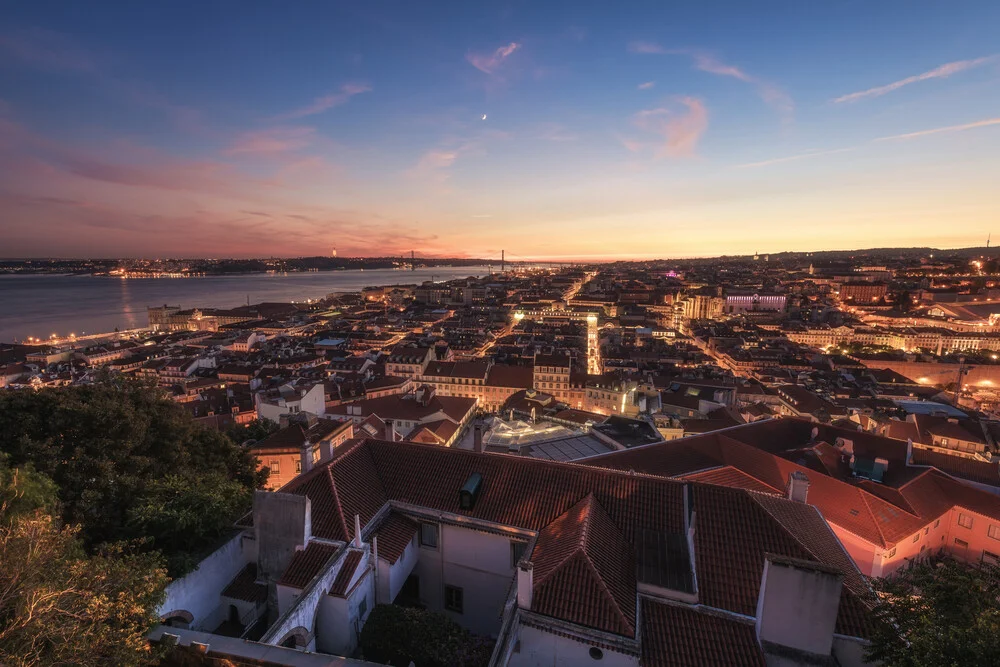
[579, 548, 634, 634]
[532, 494, 595, 589]
[854, 488, 889, 548]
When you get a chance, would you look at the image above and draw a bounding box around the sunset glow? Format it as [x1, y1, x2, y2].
[1, 2, 999, 259]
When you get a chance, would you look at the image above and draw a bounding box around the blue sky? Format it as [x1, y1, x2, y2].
[1, 1, 999, 259]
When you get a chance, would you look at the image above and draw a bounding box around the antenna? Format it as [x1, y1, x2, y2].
[501, 249, 505, 274]
[988, 233, 991, 249]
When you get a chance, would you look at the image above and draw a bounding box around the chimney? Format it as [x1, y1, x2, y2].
[756, 554, 843, 658]
[319, 436, 335, 462]
[517, 560, 533, 610]
[384, 419, 396, 441]
[906, 438, 913, 465]
[300, 441, 314, 475]
[786, 471, 810, 503]
[473, 422, 483, 453]
[353, 514, 362, 548]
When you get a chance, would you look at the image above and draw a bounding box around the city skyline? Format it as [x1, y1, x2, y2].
[2, 1, 999, 259]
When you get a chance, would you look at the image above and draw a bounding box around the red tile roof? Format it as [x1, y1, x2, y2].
[641, 599, 764, 667]
[531, 495, 636, 636]
[277, 437, 873, 639]
[329, 550, 364, 597]
[373, 512, 418, 564]
[278, 542, 339, 589]
[221, 563, 267, 604]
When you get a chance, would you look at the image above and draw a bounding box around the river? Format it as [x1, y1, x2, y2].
[0, 266, 490, 343]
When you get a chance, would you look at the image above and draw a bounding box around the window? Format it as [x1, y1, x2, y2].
[358, 596, 368, 618]
[941, 438, 949, 446]
[924, 527, 929, 536]
[419, 522, 438, 549]
[295, 460, 302, 474]
[444, 585, 463, 613]
[958, 513, 974, 529]
[913, 534, 919, 543]
[589, 647, 604, 660]
[887, 547, 897, 558]
[955, 538, 969, 548]
[935, 519, 940, 529]
[984, 551, 1000, 566]
[511, 541, 527, 568]
[269, 459, 281, 474]
[989, 525, 1000, 541]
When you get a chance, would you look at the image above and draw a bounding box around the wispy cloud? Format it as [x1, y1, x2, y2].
[630, 43, 793, 122]
[466, 42, 522, 75]
[226, 127, 316, 155]
[0, 28, 98, 72]
[834, 56, 997, 103]
[276, 83, 371, 120]
[736, 115, 1000, 168]
[736, 147, 856, 169]
[638, 81, 655, 90]
[630, 97, 709, 158]
[874, 116, 1000, 141]
[627, 40, 665, 55]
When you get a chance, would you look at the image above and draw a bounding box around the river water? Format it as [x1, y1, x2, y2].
[0, 266, 489, 343]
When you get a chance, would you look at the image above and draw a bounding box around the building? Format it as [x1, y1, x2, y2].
[250, 416, 355, 489]
[326, 386, 476, 446]
[840, 282, 888, 304]
[532, 352, 571, 403]
[154, 437, 875, 666]
[724, 291, 786, 314]
[256, 382, 326, 424]
[583, 418, 1000, 578]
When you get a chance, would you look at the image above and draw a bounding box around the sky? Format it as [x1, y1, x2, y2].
[1, 1, 999, 261]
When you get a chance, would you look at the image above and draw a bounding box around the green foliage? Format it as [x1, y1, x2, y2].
[0, 469, 168, 667]
[867, 558, 1000, 667]
[360, 604, 494, 667]
[0, 455, 59, 520]
[0, 378, 266, 575]
[225, 417, 280, 445]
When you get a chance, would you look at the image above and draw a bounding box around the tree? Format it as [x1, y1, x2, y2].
[359, 604, 493, 667]
[0, 378, 266, 575]
[0, 459, 168, 667]
[867, 558, 1000, 666]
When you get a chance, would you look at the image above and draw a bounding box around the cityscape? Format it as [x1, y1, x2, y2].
[3, 2, 1000, 667]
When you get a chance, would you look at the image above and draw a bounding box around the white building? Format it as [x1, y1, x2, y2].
[256, 382, 326, 423]
[153, 438, 876, 666]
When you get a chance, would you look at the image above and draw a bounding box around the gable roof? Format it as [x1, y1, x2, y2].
[276, 437, 873, 639]
[531, 494, 636, 636]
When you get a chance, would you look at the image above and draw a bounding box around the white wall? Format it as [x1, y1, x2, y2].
[410, 523, 518, 638]
[510, 624, 639, 667]
[159, 532, 247, 632]
[381, 532, 419, 603]
[316, 564, 373, 656]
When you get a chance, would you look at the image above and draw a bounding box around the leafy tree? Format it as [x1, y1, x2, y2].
[360, 604, 493, 667]
[0, 460, 168, 667]
[867, 558, 1000, 666]
[225, 418, 280, 445]
[0, 378, 266, 575]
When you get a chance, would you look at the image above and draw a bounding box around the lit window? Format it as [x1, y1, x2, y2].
[958, 514, 974, 529]
[419, 523, 438, 549]
[444, 585, 463, 613]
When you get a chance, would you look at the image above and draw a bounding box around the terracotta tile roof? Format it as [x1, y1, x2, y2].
[278, 542, 339, 589]
[221, 563, 267, 604]
[329, 550, 364, 597]
[276, 438, 873, 640]
[909, 449, 1000, 487]
[531, 495, 636, 636]
[683, 466, 778, 494]
[373, 512, 418, 564]
[640, 599, 764, 667]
